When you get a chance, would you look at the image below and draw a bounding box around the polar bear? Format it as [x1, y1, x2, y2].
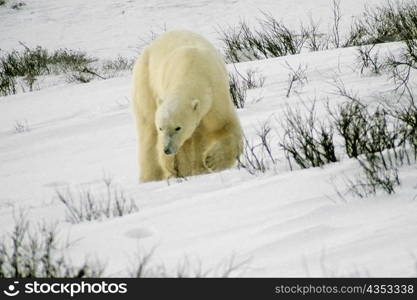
[132, 30, 243, 182]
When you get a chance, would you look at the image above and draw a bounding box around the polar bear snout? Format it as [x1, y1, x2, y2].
[163, 145, 174, 155]
[163, 140, 177, 155]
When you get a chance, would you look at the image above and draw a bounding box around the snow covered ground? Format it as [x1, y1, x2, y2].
[1, 0, 383, 59]
[1, 0, 416, 277]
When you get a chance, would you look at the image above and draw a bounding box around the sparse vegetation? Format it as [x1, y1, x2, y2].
[352, 1, 417, 79]
[220, 15, 305, 63]
[347, 151, 401, 197]
[301, 18, 329, 52]
[0, 71, 16, 95]
[329, 101, 366, 159]
[218, 0, 344, 63]
[241, 68, 265, 90]
[101, 56, 134, 78]
[0, 214, 103, 278]
[229, 72, 247, 109]
[56, 178, 139, 224]
[280, 102, 338, 170]
[0, 45, 134, 96]
[130, 249, 248, 278]
[385, 92, 417, 160]
[285, 62, 308, 97]
[229, 68, 265, 108]
[356, 45, 384, 75]
[0, 0, 416, 282]
[238, 84, 414, 186]
[220, 0, 417, 64]
[329, 77, 416, 196]
[0, 214, 248, 278]
[329, 100, 400, 160]
[347, 0, 417, 47]
[238, 122, 277, 174]
[330, 0, 342, 48]
[385, 36, 417, 95]
[0, 45, 97, 95]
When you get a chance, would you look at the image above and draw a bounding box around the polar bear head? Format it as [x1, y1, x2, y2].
[155, 98, 202, 155]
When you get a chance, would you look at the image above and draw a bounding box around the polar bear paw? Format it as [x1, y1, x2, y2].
[203, 145, 223, 172]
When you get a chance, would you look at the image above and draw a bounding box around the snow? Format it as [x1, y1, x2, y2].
[1, 0, 417, 277]
[1, 0, 383, 59]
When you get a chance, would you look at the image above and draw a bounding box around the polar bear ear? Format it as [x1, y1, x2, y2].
[192, 99, 199, 111]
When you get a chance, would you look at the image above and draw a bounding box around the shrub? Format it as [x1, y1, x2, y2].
[238, 122, 277, 175]
[347, 151, 401, 197]
[49, 48, 97, 74]
[385, 92, 417, 160]
[0, 71, 16, 96]
[280, 103, 338, 170]
[330, 82, 416, 196]
[284, 62, 308, 98]
[130, 250, 248, 277]
[0, 45, 99, 95]
[346, 0, 417, 46]
[220, 15, 305, 63]
[385, 33, 417, 94]
[220, 20, 263, 63]
[1, 46, 50, 78]
[348, 1, 417, 96]
[229, 68, 265, 108]
[101, 56, 134, 77]
[330, 101, 400, 159]
[220, 0, 417, 63]
[330, 0, 342, 48]
[229, 72, 247, 109]
[258, 14, 306, 57]
[242, 68, 265, 90]
[0, 46, 134, 96]
[301, 18, 329, 52]
[0, 215, 103, 278]
[356, 45, 384, 75]
[56, 178, 139, 224]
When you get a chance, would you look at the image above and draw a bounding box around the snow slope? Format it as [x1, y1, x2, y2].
[1, 0, 382, 59]
[1, 0, 416, 277]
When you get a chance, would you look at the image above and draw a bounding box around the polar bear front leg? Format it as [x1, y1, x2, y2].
[138, 126, 166, 182]
[203, 142, 225, 172]
[203, 129, 242, 172]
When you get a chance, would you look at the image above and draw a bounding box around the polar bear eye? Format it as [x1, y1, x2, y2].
[175, 127, 181, 131]
[159, 127, 163, 131]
